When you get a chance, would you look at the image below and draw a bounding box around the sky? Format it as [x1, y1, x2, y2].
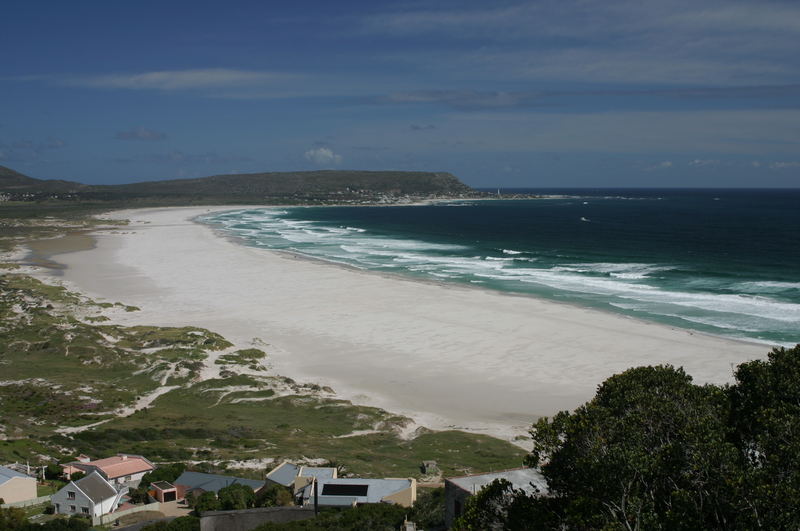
[1, 0, 799, 188]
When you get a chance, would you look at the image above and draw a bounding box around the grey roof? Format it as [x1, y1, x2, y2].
[0, 465, 35, 485]
[75, 472, 118, 503]
[174, 471, 264, 494]
[297, 466, 336, 480]
[305, 478, 412, 506]
[447, 467, 548, 496]
[265, 462, 300, 487]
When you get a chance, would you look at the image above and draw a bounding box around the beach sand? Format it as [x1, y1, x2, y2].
[38, 206, 767, 440]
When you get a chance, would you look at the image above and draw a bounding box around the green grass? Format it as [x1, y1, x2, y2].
[0, 268, 526, 480]
[66, 374, 526, 477]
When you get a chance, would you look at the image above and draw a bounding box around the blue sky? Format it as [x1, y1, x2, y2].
[1, 0, 799, 187]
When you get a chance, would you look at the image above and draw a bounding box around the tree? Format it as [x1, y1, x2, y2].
[252, 503, 407, 530]
[218, 483, 256, 510]
[729, 345, 800, 529]
[452, 349, 800, 530]
[140, 463, 187, 488]
[44, 463, 62, 480]
[38, 516, 91, 530]
[526, 365, 744, 530]
[255, 484, 294, 507]
[141, 516, 200, 531]
[193, 491, 220, 514]
[0, 507, 28, 530]
[129, 485, 151, 504]
[408, 487, 445, 529]
[452, 479, 542, 531]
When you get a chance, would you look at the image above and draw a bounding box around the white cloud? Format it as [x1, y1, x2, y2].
[361, 1, 800, 86]
[646, 161, 673, 171]
[65, 69, 294, 91]
[115, 126, 166, 141]
[689, 159, 720, 167]
[768, 161, 800, 169]
[430, 109, 800, 155]
[304, 147, 342, 166]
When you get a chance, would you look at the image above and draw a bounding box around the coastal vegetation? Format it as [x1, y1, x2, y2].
[455, 346, 800, 530]
[0, 263, 524, 479]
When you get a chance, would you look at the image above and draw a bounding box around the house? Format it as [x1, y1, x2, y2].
[264, 461, 337, 495]
[444, 467, 548, 528]
[263, 462, 300, 489]
[68, 453, 155, 488]
[0, 465, 37, 504]
[299, 477, 417, 508]
[151, 481, 178, 503]
[51, 471, 127, 518]
[60, 454, 91, 480]
[173, 471, 265, 498]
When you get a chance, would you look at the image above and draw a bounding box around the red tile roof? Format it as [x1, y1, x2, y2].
[77, 454, 155, 479]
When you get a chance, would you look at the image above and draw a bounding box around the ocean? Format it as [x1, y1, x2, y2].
[201, 189, 800, 347]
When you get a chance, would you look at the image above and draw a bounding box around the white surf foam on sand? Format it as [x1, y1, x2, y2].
[42, 207, 768, 441]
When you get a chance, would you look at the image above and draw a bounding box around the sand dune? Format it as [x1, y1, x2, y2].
[43, 206, 767, 440]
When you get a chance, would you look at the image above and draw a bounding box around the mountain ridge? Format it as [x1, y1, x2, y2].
[0, 166, 476, 204]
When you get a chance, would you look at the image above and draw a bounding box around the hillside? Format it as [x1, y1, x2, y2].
[0, 166, 476, 205]
[0, 165, 86, 194]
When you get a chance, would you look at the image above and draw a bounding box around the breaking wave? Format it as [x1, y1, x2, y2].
[201, 205, 800, 346]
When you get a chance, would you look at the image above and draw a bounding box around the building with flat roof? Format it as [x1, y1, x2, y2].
[264, 461, 338, 497]
[300, 477, 416, 508]
[444, 467, 548, 528]
[174, 471, 264, 496]
[264, 462, 300, 488]
[0, 465, 37, 505]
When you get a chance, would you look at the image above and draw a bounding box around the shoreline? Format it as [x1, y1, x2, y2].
[27, 206, 769, 443]
[196, 206, 776, 350]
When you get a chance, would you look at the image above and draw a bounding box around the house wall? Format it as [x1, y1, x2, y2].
[51, 483, 95, 517]
[382, 480, 417, 508]
[444, 481, 471, 529]
[292, 476, 313, 495]
[0, 476, 37, 504]
[97, 493, 120, 516]
[108, 470, 147, 488]
[200, 507, 315, 531]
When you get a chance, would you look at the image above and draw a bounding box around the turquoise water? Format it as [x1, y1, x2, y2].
[201, 189, 800, 346]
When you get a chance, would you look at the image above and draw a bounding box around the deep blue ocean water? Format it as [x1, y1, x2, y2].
[201, 189, 800, 346]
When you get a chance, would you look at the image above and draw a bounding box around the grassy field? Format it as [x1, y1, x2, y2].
[0, 214, 527, 480]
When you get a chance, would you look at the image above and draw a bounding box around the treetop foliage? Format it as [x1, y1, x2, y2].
[460, 346, 800, 530]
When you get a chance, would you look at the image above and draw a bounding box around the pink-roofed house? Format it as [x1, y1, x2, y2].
[71, 454, 156, 488]
[61, 454, 91, 481]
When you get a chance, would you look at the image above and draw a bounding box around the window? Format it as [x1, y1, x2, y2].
[81, 507, 89, 514]
[69, 505, 76, 513]
[321, 484, 370, 496]
[67, 491, 76, 500]
[125, 475, 132, 481]
[55, 504, 60, 513]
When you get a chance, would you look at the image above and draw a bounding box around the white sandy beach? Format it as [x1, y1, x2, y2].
[41, 206, 767, 440]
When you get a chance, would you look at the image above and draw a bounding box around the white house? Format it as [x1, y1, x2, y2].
[51, 471, 127, 518]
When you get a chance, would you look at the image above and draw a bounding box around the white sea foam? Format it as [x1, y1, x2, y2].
[735, 281, 800, 292]
[205, 208, 800, 342]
